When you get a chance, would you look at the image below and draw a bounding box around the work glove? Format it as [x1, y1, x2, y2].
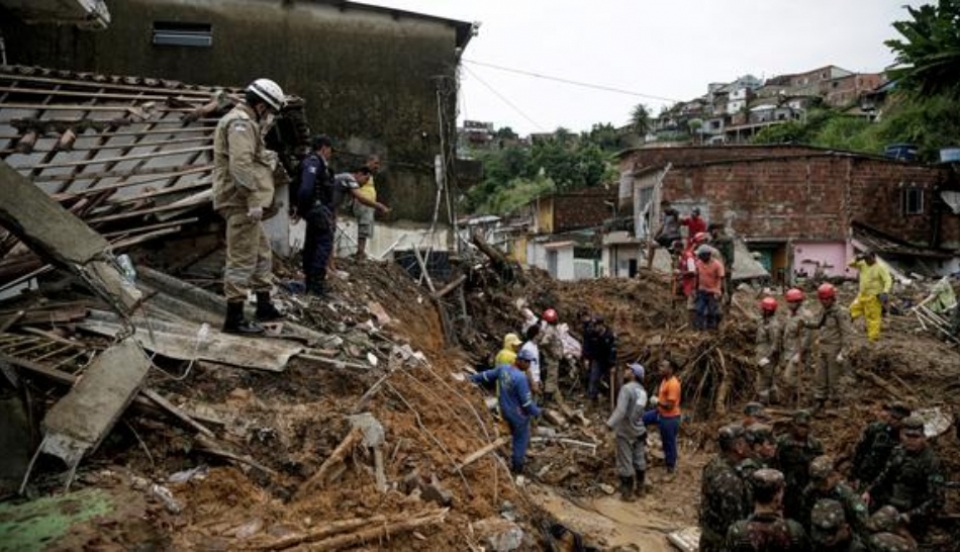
[759, 357, 771, 368]
[649, 396, 659, 407]
[247, 206, 264, 221]
[836, 353, 845, 363]
[451, 372, 466, 383]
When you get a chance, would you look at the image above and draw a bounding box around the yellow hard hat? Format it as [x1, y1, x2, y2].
[503, 333, 522, 349]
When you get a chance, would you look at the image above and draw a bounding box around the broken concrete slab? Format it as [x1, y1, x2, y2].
[0, 160, 141, 312]
[78, 310, 302, 373]
[472, 517, 524, 552]
[28, 338, 150, 489]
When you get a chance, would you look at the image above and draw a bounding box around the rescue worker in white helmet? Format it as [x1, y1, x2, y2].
[213, 78, 286, 334]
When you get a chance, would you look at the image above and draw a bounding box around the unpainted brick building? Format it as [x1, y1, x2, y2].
[616, 145, 958, 281]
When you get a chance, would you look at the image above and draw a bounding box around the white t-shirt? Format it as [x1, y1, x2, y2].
[519, 341, 541, 383]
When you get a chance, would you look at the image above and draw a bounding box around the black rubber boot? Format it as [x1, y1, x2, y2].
[619, 476, 636, 502]
[255, 291, 283, 321]
[635, 470, 646, 497]
[223, 301, 264, 335]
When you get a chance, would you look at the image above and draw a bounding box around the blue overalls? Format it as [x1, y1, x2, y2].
[471, 364, 542, 473]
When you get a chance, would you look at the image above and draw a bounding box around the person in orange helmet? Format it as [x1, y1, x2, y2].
[756, 297, 781, 404]
[809, 283, 854, 413]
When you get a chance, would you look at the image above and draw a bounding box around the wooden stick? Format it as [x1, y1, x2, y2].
[141, 388, 216, 439]
[42, 164, 212, 186]
[103, 218, 198, 237]
[373, 446, 387, 493]
[0, 86, 210, 103]
[2, 103, 194, 113]
[435, 274, 467, 298]
[306, 509, 448, 552]
[19, 146, 211, 171]
[296, 426, 364, 497]
[107, 181, 211, 205]
[87, 198, 209, 224]
[1, 136, 211, 156]
[454, 436, 509, 472]
[194, 433, 277, 476]
[298, 354, 371, 371]
[110, 227, 182, 249]
[254, 515, 386, 550]
[0, 73, 219, 96]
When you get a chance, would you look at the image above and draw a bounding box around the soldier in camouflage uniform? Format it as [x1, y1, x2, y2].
[800, 456, 869, 537]
[743, 401, 771, 431]
[865, 506, 918, 552]
[699, 424, 752, 552]
[725, 469, 809, 551]
[849, 402, 911, 492]
[864, 416, 945, 540]
[756, 297, 782, 404]
[809, 499, 867, 552]
[776, 410, 824, 519]
[740, 423, 779, 480]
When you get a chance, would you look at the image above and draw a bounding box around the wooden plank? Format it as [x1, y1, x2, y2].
[0, 86, 209, 103]
[1, 103, 193, 113]
[141, 388, 215, 439]
[41, 338, 151, 454]
[18, 146, 211, 171]
[39, 164, 212, 185]
[0, 73, 218, 97]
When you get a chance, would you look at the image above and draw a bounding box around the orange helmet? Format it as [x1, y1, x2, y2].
[760, 297, 778, 313]
[785, 288, 805, 303]
[817, 283, 836, 301]
[692, 231, 709, 245]
[542, 308, 558, 324]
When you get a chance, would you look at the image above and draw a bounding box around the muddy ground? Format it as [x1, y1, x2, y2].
[5, 258, 960, 551]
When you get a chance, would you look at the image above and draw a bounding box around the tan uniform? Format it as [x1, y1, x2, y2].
[755, 316, 781, 400]
[539, 323, 564, 395]
[213, 105, 277, 301]
[813, 303, 854, 401]
[781, 306, 813, 385]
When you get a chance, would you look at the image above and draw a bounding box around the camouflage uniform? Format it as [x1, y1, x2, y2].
[781, 305, 813, 386]
[866, 425, 945, 536]
[724, 469, 809, 552]
[755, 316, 781, 403]
[699, 426, 752, 552]
[812, 302, 853, 402]
[850, 421, 900, 490]
[800, 457, 869, 537]
[776, 412, 823, 519]
[740, 424, 779, 479]
[809, 499, 868, 552]
[864, 506, 918, 552]
[538, 322, 565, 396]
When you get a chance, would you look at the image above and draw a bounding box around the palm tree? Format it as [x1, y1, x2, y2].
[630, 104, 651, 139]
[886, 0, 960, 98]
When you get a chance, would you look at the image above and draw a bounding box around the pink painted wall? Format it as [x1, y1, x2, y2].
[792, 241, 854, 280]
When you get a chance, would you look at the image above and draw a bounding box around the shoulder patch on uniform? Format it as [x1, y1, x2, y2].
[307, 166, 317, 174]
[229, 121, 251, 133]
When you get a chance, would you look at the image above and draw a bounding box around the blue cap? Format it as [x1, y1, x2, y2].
[628, 363, 645, 380]
[516, 348, 537, 362]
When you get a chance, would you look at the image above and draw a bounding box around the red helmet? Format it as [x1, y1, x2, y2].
[692, 232, 709, 245]
[542, 308, 558, 324]
[785, 288, 805, 303]
[760, 297, 778, 313]
[817, 283, 836, 301]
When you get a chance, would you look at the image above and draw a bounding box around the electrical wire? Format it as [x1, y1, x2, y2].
[463, 58, 681, 103]
[461, 64, 546, 131]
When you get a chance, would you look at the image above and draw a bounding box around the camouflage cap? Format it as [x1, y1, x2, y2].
[867, 505, 900, 534]
[884, 402, 911, 420]
[811, 499, 846, 534]
[717, 423, 746, 445]
[744, 402, 770, 420]
[745, 423, 774, 445]
[749, 468, 784, 494]
[809, 455, 835, 480]
[793, 409, 812, 426]
[901, 415, 925, 436]
[868, 532, 914, 552]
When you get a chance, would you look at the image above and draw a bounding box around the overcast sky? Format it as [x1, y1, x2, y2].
[362, 0, 924, 136]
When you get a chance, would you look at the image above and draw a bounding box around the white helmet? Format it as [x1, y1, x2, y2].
[245, 78, 285, 112]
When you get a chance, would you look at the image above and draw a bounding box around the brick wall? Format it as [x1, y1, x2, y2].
[551, 188, 617, 233]
[642, 155, 955, 246]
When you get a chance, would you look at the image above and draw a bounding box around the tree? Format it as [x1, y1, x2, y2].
[553, 126, 574, 146]
[494, 126, 519, 140]
[886, 0, 960, 98]
[630, 103, 651, 137]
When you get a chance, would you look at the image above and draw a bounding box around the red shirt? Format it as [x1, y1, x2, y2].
[680, 248, 697, 297]
[682, 216, 707, 243]
[697, 258, 725, 295]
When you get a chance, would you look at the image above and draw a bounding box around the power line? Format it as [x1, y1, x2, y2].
[463, 58, 681, 103]
[461, 64, 546, 131]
